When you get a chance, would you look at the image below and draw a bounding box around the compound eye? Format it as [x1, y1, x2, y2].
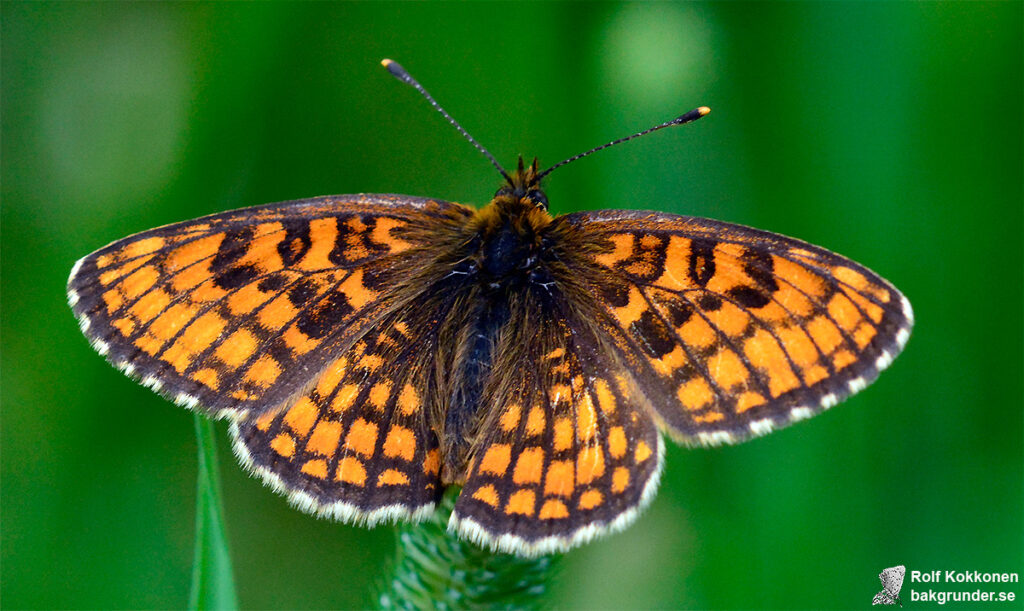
[527, 190, 548, 209]
[494, 186, 513, 198]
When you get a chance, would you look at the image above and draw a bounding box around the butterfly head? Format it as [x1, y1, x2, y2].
[494, 156, 549, 211]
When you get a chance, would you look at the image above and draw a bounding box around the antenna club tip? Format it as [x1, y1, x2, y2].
[381, 59, 409, 82]
[672, 106, 711, 125]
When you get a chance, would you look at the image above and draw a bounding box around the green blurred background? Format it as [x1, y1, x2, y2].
[3, 2, 1021, 609]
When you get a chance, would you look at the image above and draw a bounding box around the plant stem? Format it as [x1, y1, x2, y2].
[379, 488, 559, 610]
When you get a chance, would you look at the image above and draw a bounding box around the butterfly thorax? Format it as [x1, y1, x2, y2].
[460, 157, 554, 283]
[468, 198, 551, 279]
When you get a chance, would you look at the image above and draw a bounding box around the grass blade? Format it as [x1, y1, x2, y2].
[189, 415, 239, 611]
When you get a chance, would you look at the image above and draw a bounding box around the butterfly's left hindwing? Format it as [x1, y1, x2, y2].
[558, 210, 913, 445]
[67, 194, 473, 419]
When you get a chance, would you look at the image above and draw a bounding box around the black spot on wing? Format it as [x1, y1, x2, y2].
[215, 264, 258, 290]
[726, 249, 777, 309]
[213, 227, 255, 268]
[288, 279, 319, 307]
[689, 239, 716, 286]
[728, 286, 772, 309]
[697, 294, 723, 312]
[277, 219, 312, 266]
[631, 309, 676, 358]
[742, 249, 779, 293]
[258, 274, 288, 293]
[361, 263, 395, 290]
[212, 226, 257, 289]
[296, 291, 353, 339]
[663, 298, 694, 326]
[598, 280, 631, 308]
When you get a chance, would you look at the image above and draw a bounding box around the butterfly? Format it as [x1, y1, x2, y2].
[67, 60, 913, 556]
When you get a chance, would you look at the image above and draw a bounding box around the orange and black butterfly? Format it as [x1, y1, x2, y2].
[67, 60, 912, 556]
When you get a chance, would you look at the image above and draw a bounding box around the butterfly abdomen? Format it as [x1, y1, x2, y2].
[441, 294, 508, 481]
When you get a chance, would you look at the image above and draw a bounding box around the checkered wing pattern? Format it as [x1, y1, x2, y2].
[561, 210, 914, 445]
[67, 195, 472, 420]
[450, 301, 662, 556]
[229, 306, 447, 523]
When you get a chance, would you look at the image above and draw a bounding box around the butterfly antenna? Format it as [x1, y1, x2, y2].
[537, 106, 711, 180]
[382, 59, 512, 184]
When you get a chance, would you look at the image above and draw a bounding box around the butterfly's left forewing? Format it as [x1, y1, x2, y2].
[67, 194, 473, 419]
[558, 210, 913, 445]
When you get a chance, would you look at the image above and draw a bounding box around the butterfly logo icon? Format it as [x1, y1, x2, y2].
[872, 565, 906, 606]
